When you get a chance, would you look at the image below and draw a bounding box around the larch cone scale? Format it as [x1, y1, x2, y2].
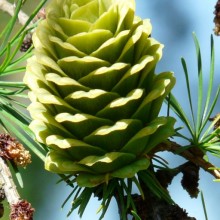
[24, 0, 176, 187]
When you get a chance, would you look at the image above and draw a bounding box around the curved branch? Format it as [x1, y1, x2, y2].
[152, 141, 220, 179]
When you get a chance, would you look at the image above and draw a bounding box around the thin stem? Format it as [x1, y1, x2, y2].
[0, 157, 20, 205]
[151, 141, 220, 179]
[0, 0, 31, 26]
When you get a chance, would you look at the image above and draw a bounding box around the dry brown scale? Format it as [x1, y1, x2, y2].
[10, 200, 35, 220]
[0, 133, 31, 167]
[20, 8, 46, 52]
[214, 0, 220, 35]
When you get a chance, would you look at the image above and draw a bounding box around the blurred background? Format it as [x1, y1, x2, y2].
[0, 0, 220, 219]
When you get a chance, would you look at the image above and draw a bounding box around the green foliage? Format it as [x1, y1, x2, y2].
[201, 191, 209, 220]
[168, 34, 220, 157]
[0, 0, 48, 186]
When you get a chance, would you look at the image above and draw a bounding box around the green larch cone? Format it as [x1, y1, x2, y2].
[24, 0, 176, 187]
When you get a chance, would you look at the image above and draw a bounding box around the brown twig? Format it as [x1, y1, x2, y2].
[0, 156, 20, 205]
[0, 157, 35, 220]
[152, 141, 220, 179]
[0, 134, 34, 219]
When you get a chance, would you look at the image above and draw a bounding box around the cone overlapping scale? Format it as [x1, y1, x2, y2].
[24, 0, 176, 187]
